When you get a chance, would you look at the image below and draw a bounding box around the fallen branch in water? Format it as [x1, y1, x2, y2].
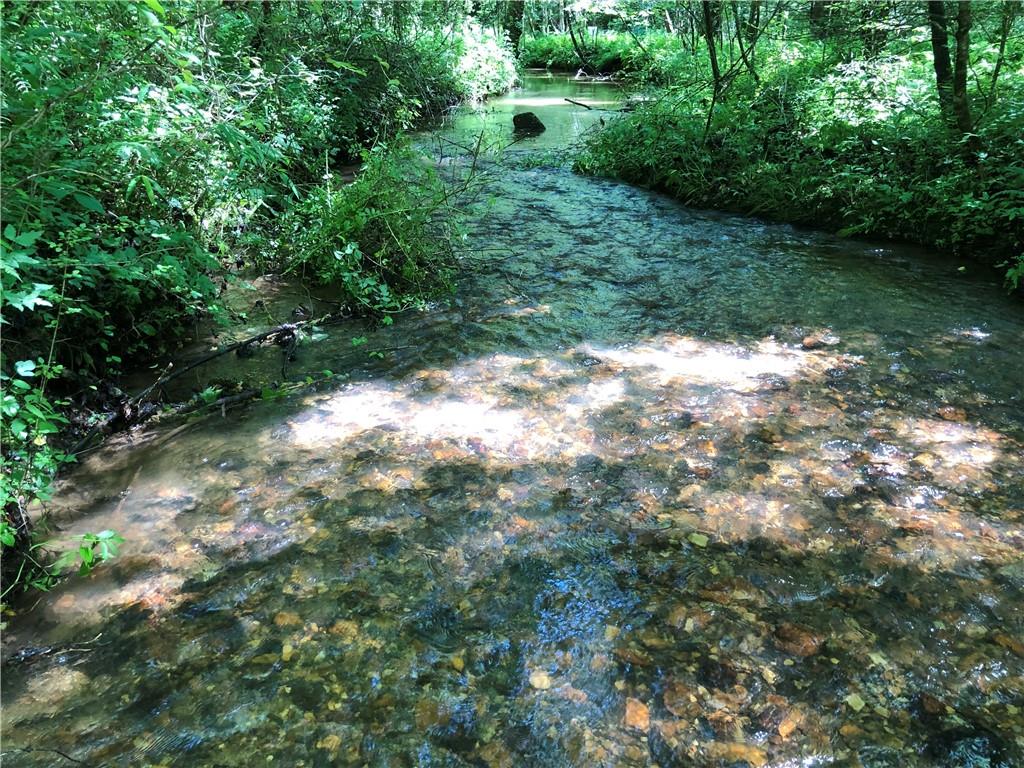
[563, 97, 632, 114]
[0, 748, 87, 766]
[131, 309, 347, 405]
[70, 310, 351, 452]
[4, 632, 107, 667]
[176, 388, 261, 420]
[150, 341, 424, 424]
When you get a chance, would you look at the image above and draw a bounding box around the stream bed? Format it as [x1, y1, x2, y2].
[2, 75, 1023, 768]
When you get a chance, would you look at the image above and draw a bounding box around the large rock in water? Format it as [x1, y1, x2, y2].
[513, 111, 545, 135]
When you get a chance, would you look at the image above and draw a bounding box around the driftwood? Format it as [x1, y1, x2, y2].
[564, 97, 593, 110]
[130, 312, 341, 406]
[70, 310, 349, 453]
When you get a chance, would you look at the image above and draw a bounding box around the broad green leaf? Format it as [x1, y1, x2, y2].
[14, 360, 36, 377]
[73, 192, 105, 214]
[13, 230, 42, 247]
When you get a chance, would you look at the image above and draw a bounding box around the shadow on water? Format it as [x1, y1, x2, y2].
[2, 76, 1022, 767]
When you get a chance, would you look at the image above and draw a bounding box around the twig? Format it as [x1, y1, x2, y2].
[1, 748, 88, 766]
[130, 310, 345, 405]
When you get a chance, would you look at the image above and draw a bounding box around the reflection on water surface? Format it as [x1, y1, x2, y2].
[2, 76, 1022, 768]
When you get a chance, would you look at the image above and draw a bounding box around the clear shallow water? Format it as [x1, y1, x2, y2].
[438, 70, 619, 151]
[2, 77, 1023, 768]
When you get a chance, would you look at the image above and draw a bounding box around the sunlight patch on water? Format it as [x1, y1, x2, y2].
[898, 417, 1002, 478]
[286, 336, 828, 463]
[585, 337, 811, 391]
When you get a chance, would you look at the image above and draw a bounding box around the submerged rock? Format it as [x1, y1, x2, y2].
[773, 622, 824, 657]
[513, 111, 546, 135]
[623, 697, 650, 730]
[529, 669, 553, 689]
[706, 742, 768, 767]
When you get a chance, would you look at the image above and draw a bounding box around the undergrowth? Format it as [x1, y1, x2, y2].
[576, 38, 1024, 281]
[0, 2, 516, 600]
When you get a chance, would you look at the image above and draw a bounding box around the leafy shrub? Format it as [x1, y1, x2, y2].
[521, 34, 579, 70]
[280, 142, 458, 314]
[520, 31, 691, 79]
[1, 359, 70, 524]
[620, 32, 698, 85]
[1, 356, 123, 601]
[578, 44, 1024, 279]
[1, 4, 514, 379]
[0, 1, 515, 598]
[520, 32, 633, 74]
[456, 24, 519, 102]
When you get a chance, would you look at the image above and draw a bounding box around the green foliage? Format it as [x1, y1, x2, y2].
[3, 528, 125, 599]
[0, 360, 71, 515]
[520, 33, 581, 70]
[47, 530, 125, 580]
[1, 2, 516, 379]
[0, 355, 123, 599]
[0, 0, 516, 600]
[456, 23, 520, 102]
[281, 143, 458, 313]
[620, 32, 705, 85]
[520, 32, 635, 73]
[519, 29, 696, 81]
[1004, 255, 1024, 290]
[578, 18, 1024, 280]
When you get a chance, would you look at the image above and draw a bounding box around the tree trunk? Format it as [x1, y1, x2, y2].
[952, 0, 974, 137]
[809, 0, 830, 39]
[391, 2, 406, 39]
[744, 0, 761, 45]
[702, 1, 723, 97]
[252, 0, 272, 55]
[928, 0, 954, 120]
[564, 8, 592, 72]
[988, 0, 1018, 102]
[503, 0, 525, 53]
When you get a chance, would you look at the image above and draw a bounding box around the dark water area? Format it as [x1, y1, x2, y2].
[2, 75, 1022, 768]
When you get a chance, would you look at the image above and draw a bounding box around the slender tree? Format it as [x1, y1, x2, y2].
[928, 0, 954, 119]
[988, 0, 1019, 102]
[951, 0, 974, 136]
[732, 0, 759, 81]
[809, 0, 831, 39]
[503, 0, 526, 53]
[744, 0, 761, 45]
[702, 0, 723, 97]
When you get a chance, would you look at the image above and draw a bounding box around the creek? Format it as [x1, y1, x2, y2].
[2, 74, 1022, 768]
